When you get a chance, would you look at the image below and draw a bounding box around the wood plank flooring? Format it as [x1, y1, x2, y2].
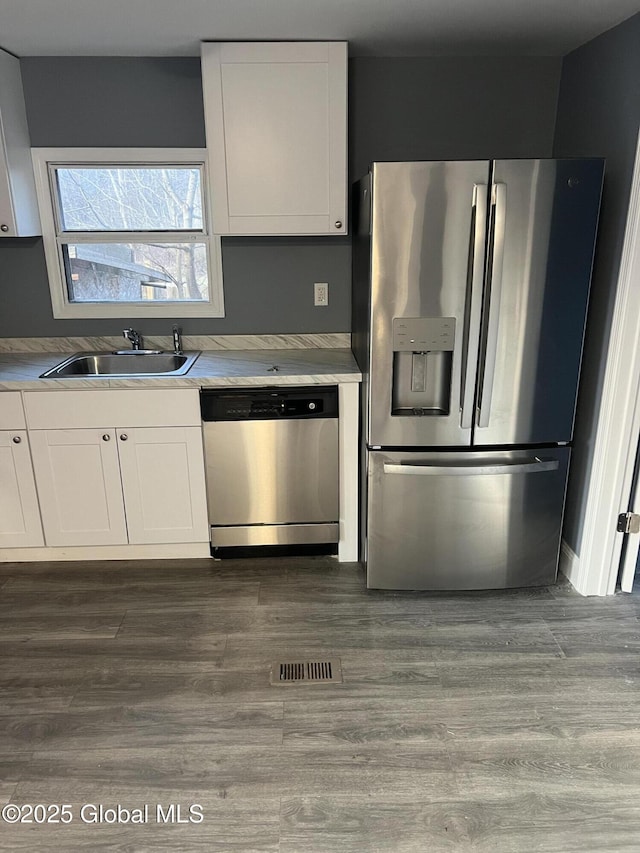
[1, 556, 640, 851]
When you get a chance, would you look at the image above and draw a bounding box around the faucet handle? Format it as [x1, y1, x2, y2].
[172, 325, 183, 355]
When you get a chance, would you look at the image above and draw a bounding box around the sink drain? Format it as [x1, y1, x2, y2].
[270, 659, 343, 685]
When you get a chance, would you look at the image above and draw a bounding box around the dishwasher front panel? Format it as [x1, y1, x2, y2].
[203, 417, 339, 529]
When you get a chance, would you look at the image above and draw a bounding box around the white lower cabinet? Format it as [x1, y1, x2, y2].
[29, 428, 127, 547]
[0, 430, 44, 547]
[22, 389, 209, 551]
[116, 426, 208, 545]
[30, 426, 208, 547]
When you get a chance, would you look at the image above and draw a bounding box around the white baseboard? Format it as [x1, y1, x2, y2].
[0, 542, 211, 563]
[559, 540, 583, 593]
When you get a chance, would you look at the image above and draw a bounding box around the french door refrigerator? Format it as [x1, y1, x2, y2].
[352, 159, 604, 590]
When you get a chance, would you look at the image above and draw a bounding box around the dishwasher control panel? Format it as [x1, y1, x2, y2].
[200, 386, 339, 421]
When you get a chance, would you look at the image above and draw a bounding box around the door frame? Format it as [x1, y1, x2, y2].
[566, 128, 640, 596]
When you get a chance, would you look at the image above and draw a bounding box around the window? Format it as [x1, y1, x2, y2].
[32, 149, 224, 319]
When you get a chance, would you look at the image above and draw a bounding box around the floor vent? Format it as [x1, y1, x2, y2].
[270, 658, 343, 685]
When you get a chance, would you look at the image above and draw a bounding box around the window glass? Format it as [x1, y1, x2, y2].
[32, 148, 223, 319]
[63, 242, 209, 303]
[55, 167, 204, 232]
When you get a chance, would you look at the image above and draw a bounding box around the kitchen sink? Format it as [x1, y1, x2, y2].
[40, 350, 201, 378]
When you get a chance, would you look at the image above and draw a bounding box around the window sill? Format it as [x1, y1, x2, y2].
[50, 301, 225, 320]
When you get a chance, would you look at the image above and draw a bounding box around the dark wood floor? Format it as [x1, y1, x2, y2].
[1, 556, 640, 852]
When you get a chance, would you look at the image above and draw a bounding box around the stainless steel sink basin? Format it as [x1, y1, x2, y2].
[40, 350, 201, 378]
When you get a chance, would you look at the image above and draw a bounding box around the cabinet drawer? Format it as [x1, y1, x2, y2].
[24, 389, 201, 429]
[0, 392, 26, 429]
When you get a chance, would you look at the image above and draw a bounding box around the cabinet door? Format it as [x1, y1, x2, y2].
[117, 427, 209, 545]
[0, 48, 40, 236]
[29, 429, 127, 546]
[202, 41, 347, 235]
[0, 431, 44, 547]
[0, 142, 16, 236]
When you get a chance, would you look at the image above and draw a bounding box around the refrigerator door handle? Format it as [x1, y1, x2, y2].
[478, 182, 507, 428]
[460, 183, 488, 429]
[383, 457, 559, 477]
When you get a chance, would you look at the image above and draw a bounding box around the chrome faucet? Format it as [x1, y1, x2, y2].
[123, 328, 143, 350]
[172, 325, 183, 355]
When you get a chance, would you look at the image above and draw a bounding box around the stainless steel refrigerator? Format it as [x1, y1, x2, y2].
[352, 160, 604, 590]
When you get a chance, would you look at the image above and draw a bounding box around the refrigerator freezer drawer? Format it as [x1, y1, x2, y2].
[366, 448, 570, 590]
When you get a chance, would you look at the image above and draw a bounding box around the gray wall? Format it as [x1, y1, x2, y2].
[350, 57, 560, 179]
[553, 13, 640, 555]
[0, 55, 561, 338]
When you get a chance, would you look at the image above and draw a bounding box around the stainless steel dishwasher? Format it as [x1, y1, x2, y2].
[200, 386, 339, 548]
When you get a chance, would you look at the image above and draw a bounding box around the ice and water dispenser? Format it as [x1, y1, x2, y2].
[391, 317, 455, 416]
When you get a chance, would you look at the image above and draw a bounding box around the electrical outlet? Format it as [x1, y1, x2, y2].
[314, 282, 329, 306]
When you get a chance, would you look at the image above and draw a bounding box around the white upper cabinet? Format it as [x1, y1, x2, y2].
[201, 41, 347, 236]
[0, 48, 40, 236]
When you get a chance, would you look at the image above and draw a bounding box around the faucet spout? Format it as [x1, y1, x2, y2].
[123, 328, 143, 350]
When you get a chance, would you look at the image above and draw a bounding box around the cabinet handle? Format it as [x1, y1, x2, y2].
[334, 220, 342, 229]
[0, 224, 9, 233]
[102, 434, 110, 441]
[119, 433, 128, 441]
[12, 435, 21, 444]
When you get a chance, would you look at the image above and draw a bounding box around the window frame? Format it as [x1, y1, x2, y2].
[31, 148, 224, 319]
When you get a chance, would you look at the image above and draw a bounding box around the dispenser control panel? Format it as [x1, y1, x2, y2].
[392, 317, 456, 352]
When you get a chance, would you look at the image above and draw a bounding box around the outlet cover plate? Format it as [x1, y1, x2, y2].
[314, 282, 329, 306]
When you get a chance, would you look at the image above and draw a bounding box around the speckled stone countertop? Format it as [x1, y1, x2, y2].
[0, 348, 361, 390]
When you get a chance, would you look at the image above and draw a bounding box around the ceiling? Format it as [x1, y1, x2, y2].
[0, 0, 638, 58]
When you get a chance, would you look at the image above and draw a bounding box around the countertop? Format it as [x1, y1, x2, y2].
[0, 348, 362, 390]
